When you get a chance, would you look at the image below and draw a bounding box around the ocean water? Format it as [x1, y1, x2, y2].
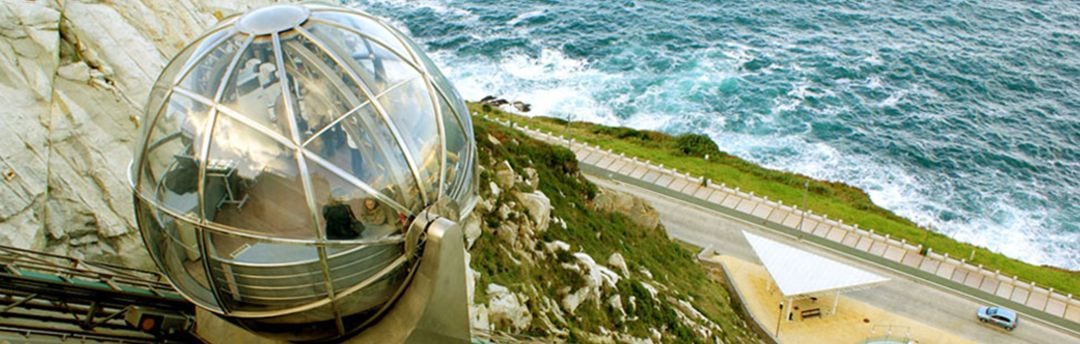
[351, 0, 1080, 269]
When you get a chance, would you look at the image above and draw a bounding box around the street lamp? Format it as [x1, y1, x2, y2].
[564, 112, 576, 150]
[797, 180, 809, 237]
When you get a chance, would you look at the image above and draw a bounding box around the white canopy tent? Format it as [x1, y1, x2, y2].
[742, 230, 888, 331]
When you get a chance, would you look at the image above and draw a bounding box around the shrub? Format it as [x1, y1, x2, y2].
[675, 133, 721, 158]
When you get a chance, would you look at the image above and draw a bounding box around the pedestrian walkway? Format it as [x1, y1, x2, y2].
[480, 115, 1080, 329]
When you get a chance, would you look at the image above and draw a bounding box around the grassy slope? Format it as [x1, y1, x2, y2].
[470, 103, 1080, 297]
[469, 118, 759, 342]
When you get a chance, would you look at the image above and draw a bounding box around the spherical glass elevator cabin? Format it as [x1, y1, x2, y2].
[128, 4, 477, 341]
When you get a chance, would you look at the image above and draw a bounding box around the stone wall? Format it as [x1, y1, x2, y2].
[0, 0, 271, 268]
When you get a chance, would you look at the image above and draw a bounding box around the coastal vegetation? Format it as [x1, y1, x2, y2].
[471, 103, 1080, 297]
[469, 117, 758, 342]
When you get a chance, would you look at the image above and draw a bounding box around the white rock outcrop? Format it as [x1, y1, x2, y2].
[0, 0, 278, 268]
[521, 167, 538, 190]
[591, 187, 661, 230]
[543, 240, 570, 253]
[561, 252, 621, 314]
[494, 160, 516, 190]
[607, 252, 630, 278]
[486, 283, 532, 333]
[608, 294, 626, 322]
[513, 190, 551, 233]
[462, 212, 482, 249]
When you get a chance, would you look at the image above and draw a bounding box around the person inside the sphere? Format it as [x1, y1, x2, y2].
[323, 198, 362, 239]
[358, 198, 396, 227]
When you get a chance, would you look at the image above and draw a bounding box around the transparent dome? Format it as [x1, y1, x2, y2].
[129, 4, 477, 341]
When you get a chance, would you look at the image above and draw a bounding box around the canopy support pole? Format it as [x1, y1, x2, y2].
[786, 298, 793, 322]
[775, 297, 789, 338]
[831, 291, 840, 315]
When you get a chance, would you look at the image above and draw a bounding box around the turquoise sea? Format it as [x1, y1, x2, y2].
[352, 0, 1079, 269]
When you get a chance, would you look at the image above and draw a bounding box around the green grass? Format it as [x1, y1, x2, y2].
[469, 118, 758, 342]
[471, 103, 1080, 297]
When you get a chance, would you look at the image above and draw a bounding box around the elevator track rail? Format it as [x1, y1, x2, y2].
[0, 245, 198, 343]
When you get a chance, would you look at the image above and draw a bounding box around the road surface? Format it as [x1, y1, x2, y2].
[586, 175, 1079, 344]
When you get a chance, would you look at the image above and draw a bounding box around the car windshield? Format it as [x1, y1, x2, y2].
[987, 307, 997, 315]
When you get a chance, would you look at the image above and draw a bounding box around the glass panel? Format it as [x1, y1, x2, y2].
[286, 27, 424, 203]
[440, 96, 469, 200]
[136, 85, 171, 157]
[305, 23, 421, 96]
[203, 115, 316, 239]
[134, 30, 217, 163]
[174, 28, 238, 85]
[134, 85, 168, 191]
[138, 93, 212, 214]
[448, 87, 474, 138]
[417, 48, 475, 138]
[309, 12, 410, 63]
[378, 78, 440, 202]
[332, 249, 407, 313]
[177, 34, 248, 100]
[279, 32, 371, 142]
[136, 199, 219, 309]
[408, 38, 478, 207]
[205, 231, 325, 313]
[304, 104, 421, 213]
[139, 38, 198, 153]
[307, 162, 407, 240]
[218, 38, 293, 140]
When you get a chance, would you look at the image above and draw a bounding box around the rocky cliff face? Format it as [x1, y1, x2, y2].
[467, 120, 757, 343]
[0, 0, 270, 268]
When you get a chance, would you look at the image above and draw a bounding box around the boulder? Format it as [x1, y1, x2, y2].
[513, 190, 551, 233]
[616, 333, 654, 344]
[638, 266, 654, 279]
[560, 286, 590, 315]
[470, 304, 490, 332]
[607, 252, 630, 277]
[592, 187, 661, 230]
[464, 251, 478, 304]
[494, 161, 516, 190]
[480, 95, 509, 107]
[650, 328, 663, 343]
[496, 203, 512, 220]
[512, 101, 531, 112]
[608, 294, 626, 322]
[515, 219, 538, 253]
[638, 282, 659, 301]
[462, 212, 482, 249]
[521, 167, 539, 190]
[675, 299, 709, 323]
[495, 222, 518, 247]
[477, 197, 496, 213]
[574, 253, 621, 291]
[561, 252, 621, 314]
[544, 240, 571, 253]
[486, 283, 532, 332]
[486, 134, 501, 146]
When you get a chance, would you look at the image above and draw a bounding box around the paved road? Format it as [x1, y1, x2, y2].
[586, 175, 1078, 344]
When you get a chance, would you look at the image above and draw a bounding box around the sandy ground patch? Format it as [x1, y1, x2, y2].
[716, 255, 974, 344]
